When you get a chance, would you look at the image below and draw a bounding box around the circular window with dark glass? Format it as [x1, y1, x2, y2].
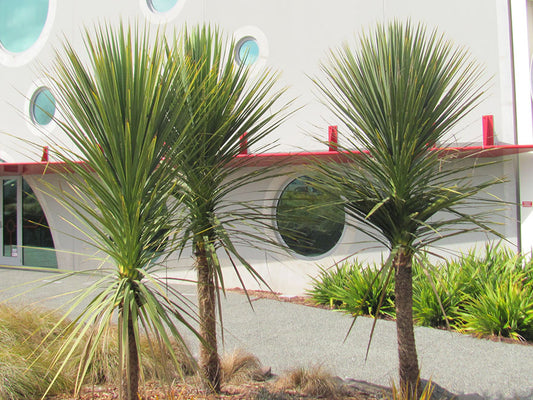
[276, 176, 344, 257]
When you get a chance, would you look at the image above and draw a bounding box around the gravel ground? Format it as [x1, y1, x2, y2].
[0, 268, 532, 400]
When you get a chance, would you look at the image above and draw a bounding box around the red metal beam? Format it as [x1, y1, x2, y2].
[1, 144, 533, 176]
[0, 161, 84, 176]
[232, 144, 533, 167]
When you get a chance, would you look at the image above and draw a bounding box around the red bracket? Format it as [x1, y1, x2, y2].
[482, 115, 494, 147]
[328, 126, 338, 152]
[239, 133, 248, 155]
[41, 146, 49, 162]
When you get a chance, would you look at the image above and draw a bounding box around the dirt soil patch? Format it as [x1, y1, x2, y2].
[51, 379, 385, 400]
[226, 288, 330, 310]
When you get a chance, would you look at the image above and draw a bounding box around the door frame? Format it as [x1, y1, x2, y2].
[0, 176, 22, 266]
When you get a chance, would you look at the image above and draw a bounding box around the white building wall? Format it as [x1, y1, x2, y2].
[1, 0, 517, 161]
[0, 0, 529, 293]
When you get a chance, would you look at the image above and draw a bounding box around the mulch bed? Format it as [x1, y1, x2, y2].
[52, 380, 385, 400]
[226, 288, 331, 310]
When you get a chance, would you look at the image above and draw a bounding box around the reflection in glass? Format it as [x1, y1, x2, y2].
[2, 179, 17, 257]
[276, 176, 344, 257]
[22, 179, 57, 267]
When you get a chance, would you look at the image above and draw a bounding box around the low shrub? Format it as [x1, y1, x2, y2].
[307, 261, 395, 318]
[458, 279, 533, 341]
[309, 243, 533, 341]
[412, 260, 469, 328]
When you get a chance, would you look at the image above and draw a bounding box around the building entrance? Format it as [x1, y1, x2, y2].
[0, 177, 57, 268]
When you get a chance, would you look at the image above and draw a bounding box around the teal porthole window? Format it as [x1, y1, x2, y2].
[30, 88, 56, 126]
[276, 176, 345, 257]
[236, 37, 259, 65]
[0, 0, 49, 53]
[148, 0, 177, 13]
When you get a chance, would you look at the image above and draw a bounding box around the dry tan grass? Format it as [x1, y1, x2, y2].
[220, 349, 264, 385]
[85, 325, 196, 384]
[274, 364, 345, 399]
[0, 304, 77, 399]
[0, 303, 197, 399]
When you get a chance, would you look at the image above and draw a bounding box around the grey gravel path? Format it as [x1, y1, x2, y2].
[0, 268, 531, 400]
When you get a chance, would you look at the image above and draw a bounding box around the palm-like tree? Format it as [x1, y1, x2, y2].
[168, 25, 291, 391]
[44, 24, 200, 400]
[313, 21, 502, 397]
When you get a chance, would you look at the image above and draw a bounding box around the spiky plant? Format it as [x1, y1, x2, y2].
[42, 23, 201, 400]
[313, 21, 503, 397]
[167, 25, 291, 391]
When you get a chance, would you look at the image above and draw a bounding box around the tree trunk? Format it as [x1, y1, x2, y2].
[196, 240, 221, 392]
[394, 248, 420, 399]
[125, 310, 139, 400]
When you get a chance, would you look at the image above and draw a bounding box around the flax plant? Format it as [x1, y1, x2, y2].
[42, 23, 201, 400]
[313, 21, 503, 397]
[168, 25, 291, 391]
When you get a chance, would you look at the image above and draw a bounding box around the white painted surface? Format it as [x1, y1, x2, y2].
[0, 0, 530, 293]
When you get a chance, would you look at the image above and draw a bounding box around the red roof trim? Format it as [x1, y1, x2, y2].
[233, 144, 533, 167]
[1, 144, 533, 176]
[0, 161, 84, 176]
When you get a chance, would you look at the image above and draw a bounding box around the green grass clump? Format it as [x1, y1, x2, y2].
[412, 259, 472, 328]
[459, 280, 533, 341]
[309, 243, 533, 342]
[307, 261, 395, 318]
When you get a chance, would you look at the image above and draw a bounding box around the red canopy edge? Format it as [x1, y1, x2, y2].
[1, 144, 533, 176]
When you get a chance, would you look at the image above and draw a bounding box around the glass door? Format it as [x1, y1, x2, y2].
[1, 177, 22, 266]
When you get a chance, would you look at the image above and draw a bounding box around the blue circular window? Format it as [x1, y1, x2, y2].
[236, 37, 259, 65]
[148, 0, 177, 13]
[31, 88, 56, 126]
[0, 0, 49, 53]
[276, 176, 345, 257]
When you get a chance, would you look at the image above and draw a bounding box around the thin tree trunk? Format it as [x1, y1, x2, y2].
[196, 240, 221, 392]
[394, 248, 420, 399]
[126, 310, 139, 400]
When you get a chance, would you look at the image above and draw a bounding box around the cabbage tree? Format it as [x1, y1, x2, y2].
[168, 25, 291, 391]
[44, 23, 200, 400]
[313, 21, 502, 397]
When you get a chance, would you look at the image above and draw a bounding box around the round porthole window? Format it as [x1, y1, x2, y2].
[0, 0, 49, 53]
[236, 37, 259, 65]
[147, 0, 178, 13]
[30, 88, 56, 126]
[276, 176, 345, 257]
